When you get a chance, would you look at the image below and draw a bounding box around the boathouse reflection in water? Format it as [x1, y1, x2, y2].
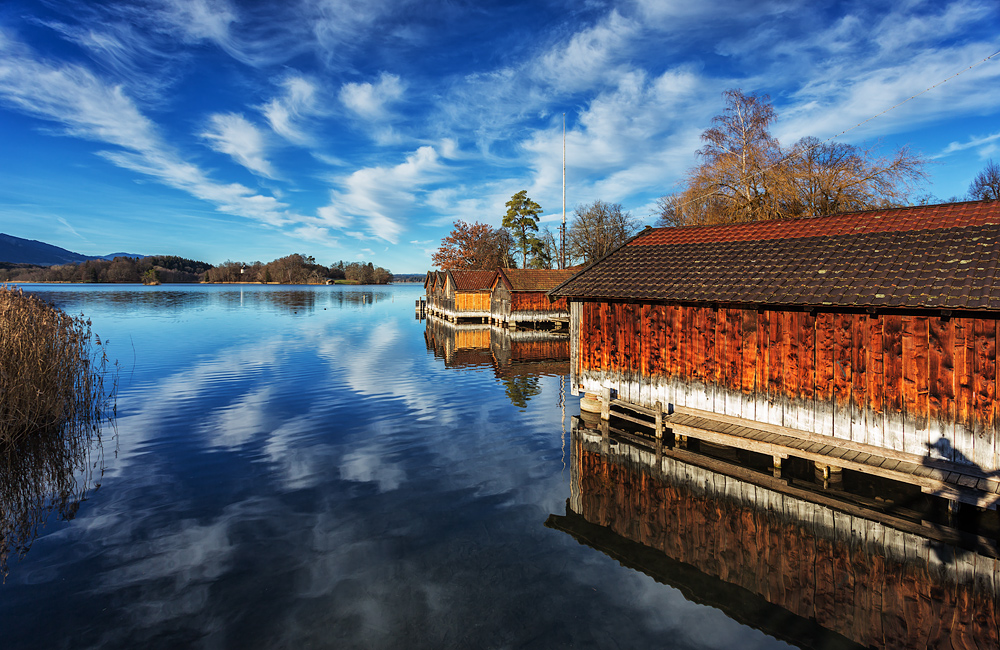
[548, 419, 1000, 649]
[423, 315, 570, 408]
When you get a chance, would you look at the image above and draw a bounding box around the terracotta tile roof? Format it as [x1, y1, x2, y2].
[448, 269, 497, 291]
[550, 201, 1000, 311]
[633, 201, 1000, 246]
[497, 268, 579, 292]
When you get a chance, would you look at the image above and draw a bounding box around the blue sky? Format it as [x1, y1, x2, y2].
[1, 0, 998, 273]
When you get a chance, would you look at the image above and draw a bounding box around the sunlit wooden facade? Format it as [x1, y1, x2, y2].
[551, 201, 1000, 471]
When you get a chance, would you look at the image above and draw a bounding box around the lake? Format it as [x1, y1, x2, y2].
[3, 283, 995, 649]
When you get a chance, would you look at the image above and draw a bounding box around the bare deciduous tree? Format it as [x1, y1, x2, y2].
[781, 137, 926, 217]
[969, 159, 1000, 201]
[527, 226, 557, 269]
[653, 90, 927, 228]
[569, 200, 640, 264]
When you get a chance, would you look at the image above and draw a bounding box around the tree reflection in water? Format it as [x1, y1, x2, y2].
[502, 375, 541, 409]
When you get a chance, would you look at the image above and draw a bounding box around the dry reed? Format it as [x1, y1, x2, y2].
[0, 285, 116, 578]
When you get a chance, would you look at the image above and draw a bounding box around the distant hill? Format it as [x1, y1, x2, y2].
[0, 233, 144, 266]
[96, 252, 145, 261]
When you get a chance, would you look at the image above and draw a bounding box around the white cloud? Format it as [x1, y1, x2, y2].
[872, 1, 990, 53]
[517, 67, 707, 212]
[201, 112, 275, 178]
[309, 0, 416, 67]
[38, 12, 180, 102]
[157, 0, 237, 45]
[778, 42, 1000, 145]
[261, 75, 319, 145]
[317, 145, 444, 243]
[291, 223, 339, 246]
[936, 131, 1000, 159]
[340, 72, 406, 120]
[531, 10, 638, 93]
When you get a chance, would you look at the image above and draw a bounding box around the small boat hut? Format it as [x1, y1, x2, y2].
[424, 271, 447, 315]
[550, 200, 1000, 504]
[433, 269, 496, 322]
[490, 268, 577, 329]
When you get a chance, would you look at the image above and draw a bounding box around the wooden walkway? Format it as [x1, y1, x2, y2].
[600, 395, 1000, 510]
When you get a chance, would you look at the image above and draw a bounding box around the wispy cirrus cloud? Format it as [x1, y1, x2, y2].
[530, 10, 638, 94]
[937, 132, 1000, 159]
[317, 145, 444, 243]
[57, 216, 89, 242]
[201, 112, 275, 178]
[0, 30, 297, 227]
[37, 11, 182, 103]
[262, 75, 320, 146]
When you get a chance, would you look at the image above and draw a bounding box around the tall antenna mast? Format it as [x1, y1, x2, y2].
[561, 113, 566, 270]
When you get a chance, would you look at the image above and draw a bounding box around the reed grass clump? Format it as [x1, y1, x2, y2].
[0, 285, 116, 578]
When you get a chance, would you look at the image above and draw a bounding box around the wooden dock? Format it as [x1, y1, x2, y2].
[593, 389, 1000, 510]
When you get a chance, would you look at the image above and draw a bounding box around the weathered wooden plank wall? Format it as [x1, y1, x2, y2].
[570, 302, 581, 395]
[490, 284, 511, 317]
[455, 291, 491, 313]
[511, 292, 569, 313]
[575, 301, 1000, 468]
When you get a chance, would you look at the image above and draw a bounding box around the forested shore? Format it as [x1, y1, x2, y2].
[0, 254, 393, 285]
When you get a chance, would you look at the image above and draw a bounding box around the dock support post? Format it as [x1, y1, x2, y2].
[654, 401, 663, 441]
[772, 455, 782, 479]
[600, 388, 611, 421]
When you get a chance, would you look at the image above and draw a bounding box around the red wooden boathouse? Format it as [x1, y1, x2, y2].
[490, 268, 576, 328]
[550, 200, 1000, 475]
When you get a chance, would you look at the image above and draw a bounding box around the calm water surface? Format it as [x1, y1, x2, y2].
[6, 283, 984, 649]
